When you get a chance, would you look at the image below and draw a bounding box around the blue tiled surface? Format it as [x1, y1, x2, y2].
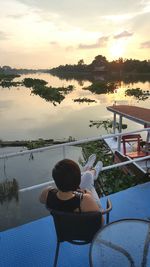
[101, 181, 150, 222]
[1, 182, 150, 267]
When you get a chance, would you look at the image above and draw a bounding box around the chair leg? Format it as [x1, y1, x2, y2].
[106, 199, 110, 224]
[53, 241, 60, 267]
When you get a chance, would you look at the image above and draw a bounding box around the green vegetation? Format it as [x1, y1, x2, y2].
[25, 139, 53, 149]
[0, 73, 20, 81]
[89, 119, 127, 133]
[125, 88, 150, 101]
[31, 85, 65, 105]
[0, 80, 21, 88]
[23, 78, 75, 105]
[83, 82, 117, 94]
[73, 98, 97, 103]
[81, 141, 149, 197]
[57, 85, 74, 94]
[50, 54, 150, 76]
[0, 73, 21, 88]
[0, 179, 19, 204]
[23, 78, 47, 87]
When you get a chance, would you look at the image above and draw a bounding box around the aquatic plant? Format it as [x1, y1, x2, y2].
[83, 82, 117, 94]
[57, 85, 75, 94]
[0, 80, 21, 88]
[23, 78, 48, 88]
[0, 74, 20, 81]
[125, 88, 149, 101]
[0, 73, 21, 88]
[89, 119, 127, 133]
[80, 141, 149, 197]
[31, 85, 65, 105]
[23, 78, 75, 105]
[73, 98, 97, 103]
[0, 178, 19, 204]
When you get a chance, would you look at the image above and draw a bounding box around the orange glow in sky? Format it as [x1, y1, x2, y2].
[0, 0, 150, 68]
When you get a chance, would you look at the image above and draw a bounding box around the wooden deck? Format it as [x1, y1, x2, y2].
[107, 105, 150, 126]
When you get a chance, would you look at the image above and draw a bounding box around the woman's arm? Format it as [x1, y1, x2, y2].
[80, 193, 100, 212]
[80, 193, 104, 224]
[39, 186, 52, 204]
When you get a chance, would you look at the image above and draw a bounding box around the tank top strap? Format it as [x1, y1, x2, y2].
[74, 191, 84, 212]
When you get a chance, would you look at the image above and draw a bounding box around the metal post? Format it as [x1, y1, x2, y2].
[118, 115, 122, 151]
[113, 113, 116, 134]
[62, 146, 66, 159]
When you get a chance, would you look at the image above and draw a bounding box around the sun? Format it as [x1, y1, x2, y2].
[109, 41, 125, 59]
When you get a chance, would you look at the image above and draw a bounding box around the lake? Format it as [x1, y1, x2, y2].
[0, 72, 150, 231]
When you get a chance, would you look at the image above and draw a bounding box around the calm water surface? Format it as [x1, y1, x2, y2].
[1, 73, 150, 141]
[0, 73, 150, 231]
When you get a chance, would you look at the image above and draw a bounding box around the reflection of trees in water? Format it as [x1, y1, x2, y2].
[110, 73, 150, 83]
[50, 71, 93, 83]
[0, 179, 19, 204]
[50, 71, 150, 84]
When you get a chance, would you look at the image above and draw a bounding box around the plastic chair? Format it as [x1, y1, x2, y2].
[122, 134, 146, 159]
[51, 198, 112, 267]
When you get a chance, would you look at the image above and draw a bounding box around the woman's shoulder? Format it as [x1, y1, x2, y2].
[80, 191, 100, 212]
[40, 187, 57, 204]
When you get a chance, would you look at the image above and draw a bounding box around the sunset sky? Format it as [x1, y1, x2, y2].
[0, 0, 150, 68]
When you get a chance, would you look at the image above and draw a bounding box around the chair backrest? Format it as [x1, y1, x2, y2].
[122, 134, 142, 155]
[51, 210, 102, 244]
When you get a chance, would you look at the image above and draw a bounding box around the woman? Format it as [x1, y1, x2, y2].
[40, 154, 103, 213]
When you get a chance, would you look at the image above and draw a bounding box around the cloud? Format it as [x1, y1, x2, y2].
[7, 14, 26, 19]
[66, 46, 74, 51]
[140, 41, 150, 48]
[50, 41, 58, 45]
[114, 31, 133, 39]
[78, 36, 109, 49]
[0, 31, 8, 40]
[17, 0, 147, 26]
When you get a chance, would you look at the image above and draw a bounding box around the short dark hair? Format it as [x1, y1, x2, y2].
[52, 159, 81, 192]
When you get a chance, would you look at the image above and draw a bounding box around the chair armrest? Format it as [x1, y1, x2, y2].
[101, 198, 112, 224]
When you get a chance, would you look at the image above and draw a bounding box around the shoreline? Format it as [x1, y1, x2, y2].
[0, 138, 75, 149]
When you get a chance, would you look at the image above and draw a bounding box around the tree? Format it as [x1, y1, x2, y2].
[91, 55, 108, 65]
[78, 59, 84, 65]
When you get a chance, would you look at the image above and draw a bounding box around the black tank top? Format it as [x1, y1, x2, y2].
[46, 188, 83, 212]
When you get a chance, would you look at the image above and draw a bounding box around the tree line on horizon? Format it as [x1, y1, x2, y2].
[50, 55, 150, 75]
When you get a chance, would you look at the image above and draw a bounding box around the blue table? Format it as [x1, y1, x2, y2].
[90, 219, 150, 267]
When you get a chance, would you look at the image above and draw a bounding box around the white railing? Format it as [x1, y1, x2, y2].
[0, 127, 150, 160]
[0, 128, 149, 193]
[15, 127, 150, 193]
[19, 154, 150, 193]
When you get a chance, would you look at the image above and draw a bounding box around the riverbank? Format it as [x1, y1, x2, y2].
[0, 137, 75, 149]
